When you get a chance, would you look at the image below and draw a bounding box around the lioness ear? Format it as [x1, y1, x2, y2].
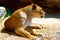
[31, 3, 42, 10]
[31, 3, 36, 10]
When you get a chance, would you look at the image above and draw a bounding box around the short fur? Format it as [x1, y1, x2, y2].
[4, 4, 45, 40]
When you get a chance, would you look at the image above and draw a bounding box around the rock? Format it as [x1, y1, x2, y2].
[0, 18, 60, 40]
[0, 0, 60, 12]
[0, 7, 6, 19]
[38, 0, 60, 9]
[0, 0, 33, 12]
[32, 18, 60, 38]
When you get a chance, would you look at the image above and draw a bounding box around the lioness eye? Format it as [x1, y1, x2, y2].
[41, 16, 43, 18]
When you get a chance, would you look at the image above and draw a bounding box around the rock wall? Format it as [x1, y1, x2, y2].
[0, 0, 33, 12]
[0, 0, 60, 12]
[37, 0, 60, 9]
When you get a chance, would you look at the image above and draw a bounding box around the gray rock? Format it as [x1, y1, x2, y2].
[0, 7, 6, 19]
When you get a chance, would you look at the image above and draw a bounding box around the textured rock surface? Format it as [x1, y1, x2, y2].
[37, 0, 60, 9]
[0, 0, 33, 12]
[0, 0, 60, 12]
[0, 17, 60, 40]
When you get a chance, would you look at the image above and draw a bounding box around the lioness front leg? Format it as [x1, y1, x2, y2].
[15, 26, 36, 40]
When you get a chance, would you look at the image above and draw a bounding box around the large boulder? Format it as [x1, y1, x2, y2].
[0, 0, 60, 12]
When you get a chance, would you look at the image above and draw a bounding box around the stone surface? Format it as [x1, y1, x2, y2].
[0, 0, 60, 12]
[0, 17, 60, 40]
[0, 0, 33, 12]
[38, 0, 60, 9]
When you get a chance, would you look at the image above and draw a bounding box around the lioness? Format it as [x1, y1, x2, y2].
[4, 4, 45, 40]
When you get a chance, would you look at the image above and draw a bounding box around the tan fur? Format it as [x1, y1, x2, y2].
[4, 4, 45, 40]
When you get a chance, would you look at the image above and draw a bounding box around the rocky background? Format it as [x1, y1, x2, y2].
[0, 0, 60, 12]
